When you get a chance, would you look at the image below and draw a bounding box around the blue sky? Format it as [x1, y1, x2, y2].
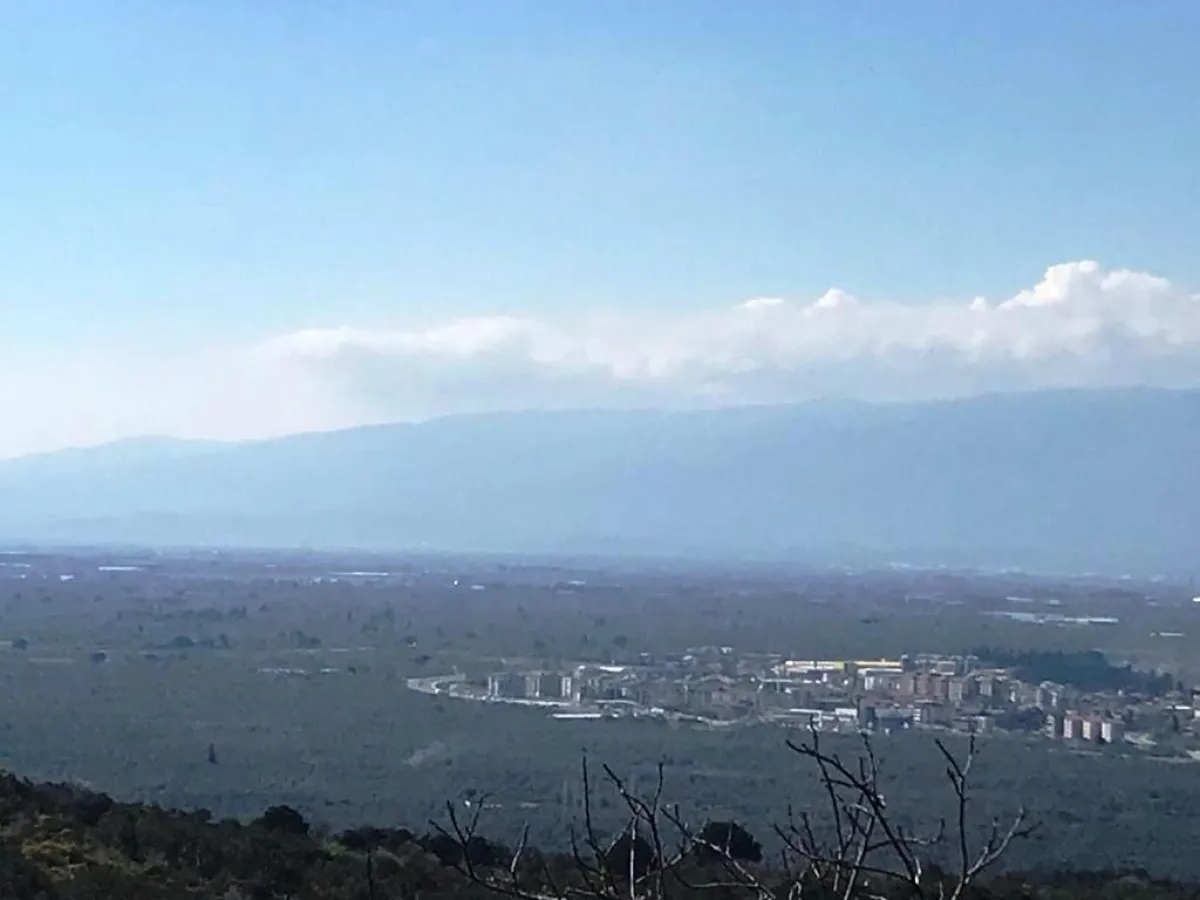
[1, 2, 1199, 456]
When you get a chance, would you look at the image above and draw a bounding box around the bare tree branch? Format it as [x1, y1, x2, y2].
[434, 728, 1036, 900]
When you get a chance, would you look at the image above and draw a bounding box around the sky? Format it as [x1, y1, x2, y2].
[1, 2, 1198, 458]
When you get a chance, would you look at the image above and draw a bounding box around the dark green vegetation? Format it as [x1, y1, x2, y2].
[972, 648, 1176, 696]
[2, 549, 1200, 883]
[0, 756, 1197, 899]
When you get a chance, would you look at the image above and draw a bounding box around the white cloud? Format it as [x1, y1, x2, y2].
[255, 260, 1200, 419]
[1, 260, 1198, 458]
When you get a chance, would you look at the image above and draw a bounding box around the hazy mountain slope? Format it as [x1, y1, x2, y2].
[0, 389, 1196, 570]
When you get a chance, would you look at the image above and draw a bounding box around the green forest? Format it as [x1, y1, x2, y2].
[3, 552, 1200, 897]
[0, 741, 1196, 900]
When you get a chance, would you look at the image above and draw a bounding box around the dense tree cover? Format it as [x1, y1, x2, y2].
[972, 648, 1175, 695]
[2, 551, 1200, 885]
[0, 769, 1195, 900]
[695, 822, 762, 863]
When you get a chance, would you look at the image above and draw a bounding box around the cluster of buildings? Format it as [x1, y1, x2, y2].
[480, 651, 998, 729]
[486, 670, 577, 702]
[465, 647, 1191, 747]
[759, 654, 1007, 735]
[1045, 712, 1125, 744]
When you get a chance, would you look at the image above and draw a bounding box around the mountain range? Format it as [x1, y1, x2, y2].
[0, 388, 1196, 574]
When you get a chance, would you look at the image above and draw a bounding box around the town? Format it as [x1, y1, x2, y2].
[409, 646, 1200, 751]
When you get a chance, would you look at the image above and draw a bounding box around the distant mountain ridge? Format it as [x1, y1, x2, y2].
[0, 388, 1196, 573]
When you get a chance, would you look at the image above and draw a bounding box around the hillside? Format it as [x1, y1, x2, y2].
[0, 388, 1197, 572]
[0, 767, 1193, 900]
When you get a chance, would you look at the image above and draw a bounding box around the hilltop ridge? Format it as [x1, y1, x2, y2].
[0, 388, 1196, 573]
[0, 764, 1192, 900]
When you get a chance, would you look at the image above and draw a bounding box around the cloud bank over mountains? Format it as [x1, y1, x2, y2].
[260, 260, 1200, 419]
[3, 260, 1199, 458]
